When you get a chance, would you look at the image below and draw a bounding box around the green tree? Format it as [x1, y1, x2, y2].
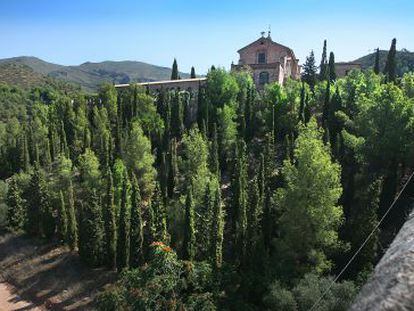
[211, 184, 224, 269]
[275, 119, 343, 277]
[104, 168, 117, 269]
[190, 66, 196, 79]
[130, 174, 144, 267]
[328, 52, 336, 82]
[79, 190, 105, 267]
[183, 186, 196, 260]
[66, 179, 78, 250]
[57, 190, 68, 243]
[319, 40, 328, 81]
[302, 51, 317, 90]
[374, 48, 380, 74]
[98, 83, 118, 125]
[123, 121, 156, 198]
[171, 58, 179, 80]
[6, 177, 25, 231]
[117, 173, 131, 271]
[384, 38, 397, 83]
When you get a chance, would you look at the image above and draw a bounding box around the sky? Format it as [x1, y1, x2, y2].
[0, 0, 413, 74]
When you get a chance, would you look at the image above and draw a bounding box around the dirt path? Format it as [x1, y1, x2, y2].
[0, 282, 42, 311]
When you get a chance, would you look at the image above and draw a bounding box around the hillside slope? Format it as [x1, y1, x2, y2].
[0, 56, 190, 92]
[354, 49, 414, 76]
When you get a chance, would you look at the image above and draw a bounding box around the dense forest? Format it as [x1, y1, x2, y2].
[1, 39, 414, 310]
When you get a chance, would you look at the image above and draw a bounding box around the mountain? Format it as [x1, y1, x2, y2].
[354, 49, 414, 76]
[0, 56, 190, 92]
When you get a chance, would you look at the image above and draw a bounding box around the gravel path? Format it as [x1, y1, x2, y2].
[0, 282, 42, 311]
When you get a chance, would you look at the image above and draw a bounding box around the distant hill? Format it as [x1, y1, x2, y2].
[0, 56, 190, 92]
[0, 62, 50, 89]
[354, 49, 414, 76]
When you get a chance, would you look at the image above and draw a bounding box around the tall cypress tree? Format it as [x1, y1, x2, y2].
[79, 190, 104, 267]
[319, 40, 328, 80]
[190, 66, 196, 79]
[19, 131, 30, 172]
[211, 184, 224, 269]
[232, 140, 248, 264]
[299, 83, 306, 123]
[171, 58, 179, 80]
[152, 182, 168, 242]
[130, 174, 144, 267]
[384, 38, 397, 83]
[6, 178, 25, 231]
[183, 186, 196, 261]
[210, 123, 220, 177]
[57, 191, 68, 243]
[66, 179, 78, 250]
[328, 52, 336, 82]
[167, 138, 178, 198]
[117, 173, 131, 271]
[104, 168, 117, 269]
[374, 48, 380, 74]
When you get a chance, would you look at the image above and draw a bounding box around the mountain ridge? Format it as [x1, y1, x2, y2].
[0, 56, 190, 92]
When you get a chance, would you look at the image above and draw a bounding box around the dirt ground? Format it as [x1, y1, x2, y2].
[0, 233, 116, 310]
[0, 282, 43, 310]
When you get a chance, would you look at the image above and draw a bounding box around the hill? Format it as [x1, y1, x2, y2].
[0, 56, 190, 92]
[0, 62, 50, 89]
[354, 49, 414, 76]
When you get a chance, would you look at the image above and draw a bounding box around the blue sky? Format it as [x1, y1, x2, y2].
[0, 0, 413, 74]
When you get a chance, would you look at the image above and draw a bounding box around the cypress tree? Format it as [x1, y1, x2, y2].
[190, 66, 196, 79]
[104, 168, 117, 269]
[384, 38, 397, 83]
[183, 186, 196, 261]
[232, 140, 248, 263]
[19, 131, 30, 172]
[130, 174, 144, 267]
[171, 92, 184, 138]
[152, 182, 168, 242]
[299, 83, 306, 123]
[198, 182, 213, 260]
[210, 123, 220, 177]
[319, 40, 328, 80]
[247, 175, 261, 251]
[328, 52, 336, 82]
[374, 48, 380, 74]
[57, 191, 68, 243]
[66, 179, 78, 250]
[117, 173, 131, 271]
[171, 58, 179, 80]
[160, 152, 168, 200]
[304, 93, 311, 124]
[6, 178, 25, 231]
[322, 81, 331, 128]
[167, 138, 178, 198]
[211, 184, 224, 269]
[79, 190, 104, 267]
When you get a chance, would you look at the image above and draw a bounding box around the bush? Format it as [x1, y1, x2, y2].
[263, 281, 297, 311]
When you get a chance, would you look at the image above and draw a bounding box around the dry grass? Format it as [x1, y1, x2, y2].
[0, 232, 117, 310]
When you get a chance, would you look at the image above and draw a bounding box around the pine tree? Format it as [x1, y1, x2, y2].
[57, 191, 68, 243]
[211, 185, 224, 269]
[66, 179, 78, 250]
[328, 52, 336, 82]
[374, 48, 380, 74]
[79, 190, 104, 267]
[190, 66, 196, 79]
[319, 40, 328, 80]
[104, 168, 117, 269]
[6, 178, 25, 231]
[384, 38, 397, 83]
[183, 186, 196, 260]
[130, 174, 144, 267]
[302, 51, 317, 90]
[117, 173, 131, 271]
[171, 58, 179, 80]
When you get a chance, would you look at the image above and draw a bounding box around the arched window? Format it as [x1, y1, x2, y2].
[259, 71, 269, 85]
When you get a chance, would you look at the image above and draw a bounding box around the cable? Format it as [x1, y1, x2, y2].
[309, 170, 414, 311]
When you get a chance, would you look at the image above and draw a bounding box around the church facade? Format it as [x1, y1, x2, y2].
[231, 33, 300, 88]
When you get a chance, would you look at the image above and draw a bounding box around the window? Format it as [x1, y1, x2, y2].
[258, 52, 266, 64]
[259, 71, 269, 85]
